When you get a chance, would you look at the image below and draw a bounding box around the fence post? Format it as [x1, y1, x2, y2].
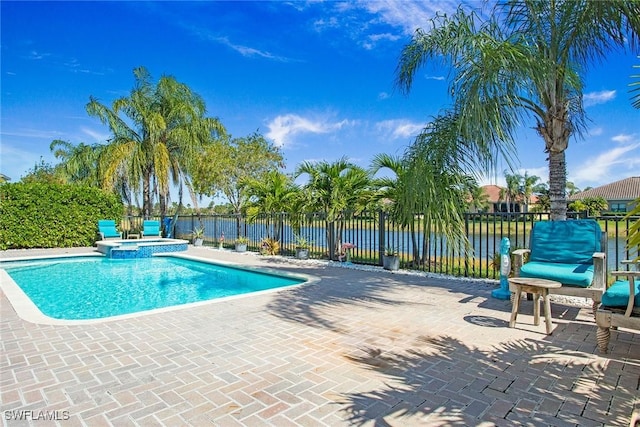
[378, 210, 386, 266]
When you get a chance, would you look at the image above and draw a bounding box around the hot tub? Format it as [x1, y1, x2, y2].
[96, 238, 189, 259]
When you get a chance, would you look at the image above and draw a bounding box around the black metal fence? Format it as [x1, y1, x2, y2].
[120, 211, 638, 280]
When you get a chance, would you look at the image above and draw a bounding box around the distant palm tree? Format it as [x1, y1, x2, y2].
[49, 139, 103, 186]
[502, 172, 521, 213]
[86, 67, 225, 218]
[467, 184, 490, 213]
[296, 157, 371, 260]
[396, 1, 640, 221]
[520, 172, 541, 212]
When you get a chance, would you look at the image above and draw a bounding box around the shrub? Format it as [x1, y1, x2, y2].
[0, 182, 123, 249]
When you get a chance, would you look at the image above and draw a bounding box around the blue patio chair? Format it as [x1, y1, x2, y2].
[512, 219, 607, 317]
[141, 220, 161, 238]
[97, 220, 122, 240]
[595, 260, 640, 353]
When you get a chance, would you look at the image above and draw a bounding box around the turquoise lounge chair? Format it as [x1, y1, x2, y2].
[595, 261, 640, 353]
[512, 219, 607, 317]
[98, 220, 122, 240]
[142, 220, 161, 238]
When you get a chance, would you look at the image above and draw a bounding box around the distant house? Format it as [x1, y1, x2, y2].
[471, 185, 539, 213]
[0, 174, 10, 183]
[568, 176, 640, 213]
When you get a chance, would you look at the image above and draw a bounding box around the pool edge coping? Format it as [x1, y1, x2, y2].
[0, 252, 319, 326]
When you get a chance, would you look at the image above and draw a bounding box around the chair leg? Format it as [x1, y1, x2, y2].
[591, 300, 599, 319]
[596, 326, 610, 354]
[509, 288, 522, 328]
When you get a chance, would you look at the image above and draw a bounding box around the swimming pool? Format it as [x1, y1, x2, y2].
[0, 254, 311, 324]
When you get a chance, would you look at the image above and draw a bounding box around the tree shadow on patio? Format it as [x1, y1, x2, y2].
[265, 268, 428, 332]
[339, 334, 638, 426]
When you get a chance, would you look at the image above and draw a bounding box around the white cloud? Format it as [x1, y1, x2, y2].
[81, 127, 111, 142]
[425, 75, 445, 81]
[612, 133, 634, 143]
[588, 127, 604, 137]
[583, 90, 616, 107]
[265, 114, 354, 148]
[375, 119, 424, 141]
[356, 0, 459, 36]
[570, 142, 640, 184]
[378, 92, 390, 100]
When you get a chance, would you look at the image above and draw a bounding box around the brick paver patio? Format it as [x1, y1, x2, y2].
[1, 246, 638, 426]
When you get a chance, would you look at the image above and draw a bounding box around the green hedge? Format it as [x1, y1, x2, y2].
[0, 183, 123, 250]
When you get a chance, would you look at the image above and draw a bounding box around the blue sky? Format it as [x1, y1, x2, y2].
[1, 1, 639, 194]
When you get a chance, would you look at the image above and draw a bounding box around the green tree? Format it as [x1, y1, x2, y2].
[569, 196, 608, 217]
[86, 67, 225, 219]
[501, 171, 521, 213]
[467, 184, 490, 213]
[520, 172, 541, 212]
[243, 170, 299, 241]
[296, 157, 372, 260]
[396, 1, 640, 221]
[49, 139, 102, 186]
[20, 158, 66, 184]
[192, 132, 284, 216]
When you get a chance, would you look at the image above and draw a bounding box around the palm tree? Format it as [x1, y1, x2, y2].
[49, 139, 103, 186]
[467, 184, 490, 213]
[86, 67, 225, 219]
[243, 170, 299, 241]
[519, 172, 541, 212]
[370, 153, 423, 264]
[502, 172, 521, 213]
[396, 1, 640, 221]
[296, 157, 371, 260]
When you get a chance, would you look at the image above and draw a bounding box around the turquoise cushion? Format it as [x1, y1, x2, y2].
[520, 261, 594, 287]
[602, 280, 640, 308]
[529, 220, 601, 265]
[143, 220, 161, 236]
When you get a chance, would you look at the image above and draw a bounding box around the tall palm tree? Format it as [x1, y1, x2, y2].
[86, 67, 225, 218]
[396, 1, 640, 221]
[296, 157, 371, 260]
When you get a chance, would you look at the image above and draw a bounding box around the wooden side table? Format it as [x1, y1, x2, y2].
[508, 277, 562, 334]
[127, 233, 140, 240]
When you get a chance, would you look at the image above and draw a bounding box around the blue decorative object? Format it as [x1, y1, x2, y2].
[492, 237, 512, 300]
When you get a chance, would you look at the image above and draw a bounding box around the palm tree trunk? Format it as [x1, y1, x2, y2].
[549, 150, 567, 221]
[143, 172, 152, 219]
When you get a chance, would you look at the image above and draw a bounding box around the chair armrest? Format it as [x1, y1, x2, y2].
[592, 252, 606, 291]
[511, 248, 530, 277]
[99, 232, 105, 240]
[610, 270, 639, 317]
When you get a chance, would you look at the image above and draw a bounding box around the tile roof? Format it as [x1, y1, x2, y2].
[480, 185, 539, 204]
[568, 176, 640, 201]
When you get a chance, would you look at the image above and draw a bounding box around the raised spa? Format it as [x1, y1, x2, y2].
[96, 238, 189, 259]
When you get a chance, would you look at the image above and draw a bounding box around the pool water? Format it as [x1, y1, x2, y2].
[2, 256, 305, 320]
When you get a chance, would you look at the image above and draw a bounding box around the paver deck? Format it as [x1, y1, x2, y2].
[1, 246, 639, 426]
